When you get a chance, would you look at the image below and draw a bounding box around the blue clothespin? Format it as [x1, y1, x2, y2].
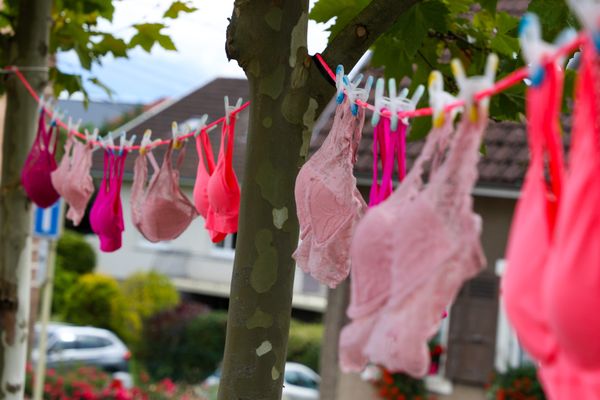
[519, 13, 577, 87]
[568, 0, 600, 52]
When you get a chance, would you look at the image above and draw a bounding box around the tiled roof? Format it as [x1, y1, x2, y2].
[498, 0, 530, 15]
[90, 78, 250, 185]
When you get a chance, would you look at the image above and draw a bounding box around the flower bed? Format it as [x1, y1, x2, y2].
[24, 364, 206, 400]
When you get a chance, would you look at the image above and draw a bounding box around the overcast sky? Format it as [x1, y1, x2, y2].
[58, 0, 332, 104]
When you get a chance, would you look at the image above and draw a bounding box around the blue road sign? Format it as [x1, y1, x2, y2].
[33, 200, 61, 239]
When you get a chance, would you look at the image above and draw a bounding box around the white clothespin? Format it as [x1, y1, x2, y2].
[395, 85, 425, 127]
[66, 117, 80, 137]
[451, 53, 499, 121]
[224, 96, 243, 125]
[193, 114, 210, 138]
[372, 78, 405, 127]
[338, 66, 373, 116]
[49, 107, 64, 127]
[101, 132, 115, 153]
[428, 71, 462, 128]
[140, 129, 161, 155]
[85, 127, 99, 143]
[568, 0, 600, 51]
[519, 13, 577, 86]
[118, 131, 136, 155]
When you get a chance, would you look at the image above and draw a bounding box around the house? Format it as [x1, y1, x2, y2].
[82, 78, 327, 313]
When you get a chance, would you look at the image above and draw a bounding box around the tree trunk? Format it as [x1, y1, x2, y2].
[219, 2, 316, 399]
[319, 281, 350, 400]
[220, 1, 423, 399]
[0, 0, 52, 397]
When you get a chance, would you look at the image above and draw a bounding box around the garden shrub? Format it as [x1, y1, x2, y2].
[486, 365, 546, 400]
[372, 367, 429, 400]
[287, 321, 323, 372]
[121, 270, 180, 320]
[52, 231, 97, 315]
[136, 302, 211, 382]
[56, 230, 96, 275]
[61, 273, 140, 344]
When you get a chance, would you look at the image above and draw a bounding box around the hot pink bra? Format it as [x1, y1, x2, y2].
[90, 150, 127, 252]
[51, 135, 94, 226]
[21, 112, 60, 208]
[131, 141, 198, 243]
[193, 129, 226, 243]
[544, 41, 600, 371]
[503, 61, 564, 365]
[204, 117, 241, 239]
[293, 100, 367, 288]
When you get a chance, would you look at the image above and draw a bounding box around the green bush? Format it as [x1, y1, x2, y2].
[56, 230, 96, 275]
[51, 259, 78, 314]
[61, 274, 140, 344]
[136, 303, 212, 383]
[287, 320, 323, 372]
[121, 270, 180, 320]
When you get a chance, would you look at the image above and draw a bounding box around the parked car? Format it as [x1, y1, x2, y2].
[31, 323, 131, 374]
[201, 362, 320, 400]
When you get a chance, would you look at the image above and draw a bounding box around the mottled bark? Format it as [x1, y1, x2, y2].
[221, 1, 424, 399]
[0, 0, 52, 397]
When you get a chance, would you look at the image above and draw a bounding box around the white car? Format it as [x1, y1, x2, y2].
[31, 323, 131, 374]
[202, 362, 320, 400]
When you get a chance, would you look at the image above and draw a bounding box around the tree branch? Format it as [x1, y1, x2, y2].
[309, 0, 425, 113]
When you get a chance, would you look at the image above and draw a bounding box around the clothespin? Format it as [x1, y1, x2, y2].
[171, 121, 185, 149]
[372, 78, 404, 127]
[451, 53, 499, 122]
[337, 67, 373, 116]
[428, 71, 461, 128]
[519, 13, 577, 86]
[193, 114, 210, 138]
[395, 85, 425, 127]
[567, 0, 600, 52]
[224, 96, 243, 125]
[66, 117, 81, 137]
[335, 65, 347, 104]
[118, 131, 136, 155]
[100, 132, 115, 154]
[140, 129, 161, 155]
[49, 107, 64, 127]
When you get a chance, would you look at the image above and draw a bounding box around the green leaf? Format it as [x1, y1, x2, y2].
[479, 0, 497, 15]
[491, 33, 519, 57]
[129, 23, 176, 52]
[51, 68, 86, 99]
[309, 0, 371, 39]
[163, 1, 197, 19]
[528, 0, 576, 40]
[94, 34, 128, 58]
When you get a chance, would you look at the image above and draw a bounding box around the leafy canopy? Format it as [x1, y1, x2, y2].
[0, 0, 197, 101]
[311, 0, 576, 134]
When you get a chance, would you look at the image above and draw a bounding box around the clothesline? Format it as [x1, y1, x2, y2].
[5, 65, 250, 152]
[4, 32, 585, 152]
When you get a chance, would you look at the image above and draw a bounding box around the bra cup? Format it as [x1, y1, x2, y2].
[133, 144, 197, 243]
[543, 47, 600, 371]
[22, 114, 60, 208]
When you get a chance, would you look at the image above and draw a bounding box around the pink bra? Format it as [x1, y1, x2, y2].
[543, 41, 600, 371]
[21, 112, 60, 208]
[340, 116, 454, 372]
[90, 150, 127, 252]
[369, 116, 407, 207]
[293, 100, 367, 288]
[503, 62, 564, 366]
[193, 129, 226, 243]
[51, 135, 94, 226]
[205, 117, 241, 239]
[131, 141, 198, 243]
[364, 110, 487, 377]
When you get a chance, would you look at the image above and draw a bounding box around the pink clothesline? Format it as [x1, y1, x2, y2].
[5, 33, 585, 151]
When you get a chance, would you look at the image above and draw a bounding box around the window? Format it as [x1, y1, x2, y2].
[76, 335, 112, 349]
[214, 234, 237, 250]
[51, 339, 78, 351]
